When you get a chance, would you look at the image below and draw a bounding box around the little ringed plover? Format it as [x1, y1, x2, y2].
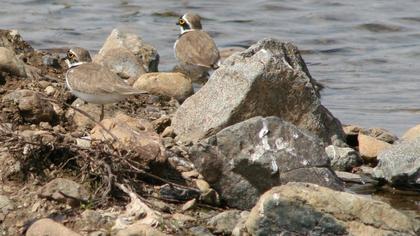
[174, 12, 220, 81]
[65, 47, 147, 120]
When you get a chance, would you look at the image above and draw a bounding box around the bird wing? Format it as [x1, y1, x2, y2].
[175, 31, 220, 68]
[66, 63, 147, 95]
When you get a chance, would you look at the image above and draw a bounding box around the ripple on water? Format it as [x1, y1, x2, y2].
[261, 4, 297, 12]
[152, 11, 180, 17]
[355, 23, 406, 33]
[304, 38, 340, 45]
[316, 47, 355, 55]
[397, 16, 420, 23]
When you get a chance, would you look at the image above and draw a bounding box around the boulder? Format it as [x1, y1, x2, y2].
[172, 38, 344, 144]
[325, 145, 363, 171]
[94, 47, 146, 79]
[26, 218, 81, 236]
[190, 116, 343, 209]
[38, 178, 89, 206]
[0, 47, 27, 77]
[133, 72, 193, 101]
[358, 134, 392, 162]
[373, 137, 420, 189]
[343, 125, 398, 148]
[245, 182, 419, 235]
[219, 47, 244, 63]
[402, 124, 420, 141]
[364, 127, 398, 144]
[95, 29, 159, 72]
[2, 89, 56, 124]
[90, 113, 166, 164]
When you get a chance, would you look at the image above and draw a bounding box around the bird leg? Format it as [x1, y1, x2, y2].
[100, 104, 104, 121]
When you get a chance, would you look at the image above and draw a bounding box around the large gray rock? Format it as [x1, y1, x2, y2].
[94, 47, 146, 79]
[94, 29, 159, 73]
[2, 89, 56, 124]
[172, 38, 344, 144]
[190, 116, 343, 210]
[0, 47, 26, 77]
[325, 145, 363, 171]
[245, 182, 419, 236]
[373, 137, 420, 189]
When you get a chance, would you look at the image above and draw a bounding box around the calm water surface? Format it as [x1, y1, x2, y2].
[1, 0, 420, 135]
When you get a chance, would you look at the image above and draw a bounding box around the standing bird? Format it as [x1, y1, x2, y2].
[65, 47, 147, 120]
[174, 12, 220, 81]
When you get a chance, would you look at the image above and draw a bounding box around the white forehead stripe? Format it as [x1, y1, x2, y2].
[183, 15, 192, 27]
[180, 15, 194, 34]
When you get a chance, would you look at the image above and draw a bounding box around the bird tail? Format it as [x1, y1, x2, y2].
[120, 87, 149, 96]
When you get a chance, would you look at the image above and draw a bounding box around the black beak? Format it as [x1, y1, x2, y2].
[176, 22, 179, 26]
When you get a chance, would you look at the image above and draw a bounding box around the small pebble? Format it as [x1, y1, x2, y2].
[182, 198, 197, 212]
[182, 170, 200, 179]
[39, 122, 52, 130]
[44, 86, 56, 96]
[162, 126, 175, 138]
[195, 179, 210, 193]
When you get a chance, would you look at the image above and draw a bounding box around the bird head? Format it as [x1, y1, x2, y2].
[177, 12, 202, 34]
[65, 47, 92, 68]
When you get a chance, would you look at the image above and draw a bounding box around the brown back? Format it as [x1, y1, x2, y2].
[175, 31, 220, 68]
[66, 63, 145, 95]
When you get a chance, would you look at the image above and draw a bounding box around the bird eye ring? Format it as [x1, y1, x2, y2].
[179, 19, 185, 25]
[67, 51, 75, 59]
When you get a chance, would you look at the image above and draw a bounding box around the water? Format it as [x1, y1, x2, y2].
[1, 0, 420, 136]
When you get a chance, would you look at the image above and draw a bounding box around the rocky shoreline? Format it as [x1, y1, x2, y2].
[0, 28, 418, 235]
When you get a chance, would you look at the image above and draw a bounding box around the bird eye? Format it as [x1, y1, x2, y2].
[67, 51, 74, 59]
[179, 19, 185, 25]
